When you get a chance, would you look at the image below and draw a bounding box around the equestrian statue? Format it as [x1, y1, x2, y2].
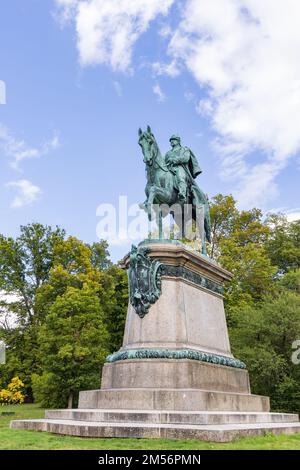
[138, 125, 211, 255]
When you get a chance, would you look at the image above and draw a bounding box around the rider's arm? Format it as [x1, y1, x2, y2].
[165, 151, 173, 164]
[174, 148, 190, 164]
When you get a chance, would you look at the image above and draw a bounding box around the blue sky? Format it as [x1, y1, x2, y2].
[0, 0, 299, 261]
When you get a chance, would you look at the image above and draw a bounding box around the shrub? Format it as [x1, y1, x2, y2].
[0, 377, 25, 405]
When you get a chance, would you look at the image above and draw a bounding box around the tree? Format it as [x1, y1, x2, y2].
[0, 226, 119, 404]
[32, 283, 109, 408]
[208, 195, 275, 320]
[208, 194, 238, 259]
[208, 194, 269, 257]
[278, 268, 300, 293]
[32, 236, 124, 407]
[105, 265, 128, 353]
[220, 239, 276, 313]
[0, 223, 65, 326]
[230, 289, 300, 412]
[0, 224, 65, 395]
[265, 214, 300, 273]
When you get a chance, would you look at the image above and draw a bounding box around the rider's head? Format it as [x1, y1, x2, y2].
[169, 135, 181, 148]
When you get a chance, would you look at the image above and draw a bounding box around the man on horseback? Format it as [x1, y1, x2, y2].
[165, 135, 202, 202]
[138, 126, 212, 252]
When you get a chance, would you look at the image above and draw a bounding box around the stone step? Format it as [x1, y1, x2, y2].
[78, 388, 270, 412]
[45, 409, 299, 425]
[10, 418, 300, 443]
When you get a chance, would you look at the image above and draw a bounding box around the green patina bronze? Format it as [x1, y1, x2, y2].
[106, 348, 246, 370]
[128, 245, 162, 318]
[162, 265, 223, 296]
[127, 242, 222, 318]
[138, 126, 212, 255]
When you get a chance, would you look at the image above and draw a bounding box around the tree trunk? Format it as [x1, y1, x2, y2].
[68, 391, 73, 409]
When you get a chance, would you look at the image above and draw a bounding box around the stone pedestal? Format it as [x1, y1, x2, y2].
[11, 241, 300, 442]
[101, 360, 250, 393]
[122, 243, 232, 357]
[101, 242, 248, 398]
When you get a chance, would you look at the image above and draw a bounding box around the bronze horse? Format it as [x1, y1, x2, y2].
[138, 126, 211, 255]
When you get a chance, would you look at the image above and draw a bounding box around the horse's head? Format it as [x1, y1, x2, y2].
[138, 125, 158, 165]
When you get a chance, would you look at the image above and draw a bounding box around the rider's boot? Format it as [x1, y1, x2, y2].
[178, 182, 187, 203]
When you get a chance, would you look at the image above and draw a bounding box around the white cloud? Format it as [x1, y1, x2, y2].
[6, 179, 42, 208]
[0, 124, 60, 169]
[166, 0, 300, 207]
[55, 0, 174, 71]
[159, 24, 172, 38]
[113, 80, 122, 97]
[42, 135, 60, 153]
[54, 0, 79, 25]
[184, 90, 194, 103]
[196, 99, 213, 117]
[0, 80, 6, 105]
[153, 83, 166, 102]
[53, 1, 300, 209]
[286, 210, 300, 222]
[152, 59, 180, 77]
[266, 206, 300, 222]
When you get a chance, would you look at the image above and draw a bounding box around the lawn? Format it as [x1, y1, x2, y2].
[1, 404, 300, 450]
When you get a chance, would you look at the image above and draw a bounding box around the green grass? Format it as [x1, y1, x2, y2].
[1, 404, 300, 450]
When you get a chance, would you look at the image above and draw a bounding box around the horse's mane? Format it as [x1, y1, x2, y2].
[149, 132, 160, 154]
[149, 132, 169, 172]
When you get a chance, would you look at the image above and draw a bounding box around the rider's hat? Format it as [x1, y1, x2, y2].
[169, 134, 181, 143]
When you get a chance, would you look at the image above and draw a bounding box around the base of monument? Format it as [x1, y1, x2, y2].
[101, 359, 250, 393]
[10, 244, 300, 441]
[78, 387, 269, 412]
[11, 408, 300, 442]
[11, 385, 300, 442]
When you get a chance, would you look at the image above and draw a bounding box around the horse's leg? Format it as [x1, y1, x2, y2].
[147, 187, 156, 221]
[151, 185, 174, 238]
[140, 190, 149, 211]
